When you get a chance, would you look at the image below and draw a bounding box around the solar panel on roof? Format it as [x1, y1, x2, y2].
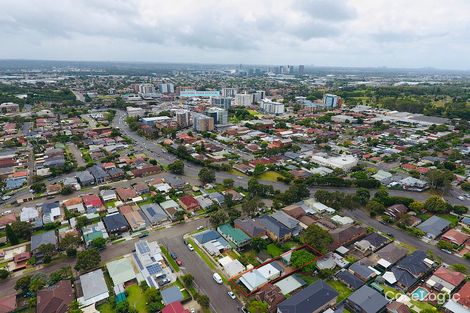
[146, 264, 162, 275]
[137, 241, 150, 254]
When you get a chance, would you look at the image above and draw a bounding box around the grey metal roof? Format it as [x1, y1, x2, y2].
[161, 286, 183, 305]
[337, 270, 364, 290]
[31, 230, 57, 251]
[140, 203, 168, 224]
[347, 285, 388, 313]
[417, 215, 451, 237]
[278, 280, 338, 313]
[391, 250, 429, 290]
[80, 269, 108, 301]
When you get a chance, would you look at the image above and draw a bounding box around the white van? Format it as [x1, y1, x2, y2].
[212, 273, 223, 284]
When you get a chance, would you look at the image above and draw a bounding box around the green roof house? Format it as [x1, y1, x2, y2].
[217, 224, 251, 249]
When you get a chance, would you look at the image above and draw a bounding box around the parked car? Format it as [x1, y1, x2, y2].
[158, 278, 170, 287]
[197, 226, 204, 231]
[228, 291, 236, 299]
[138, 232, 149, 238]
[213, 273, 223, 284]
[176, 259, 183, 266]
[187, 244, 194, 251]
[170, 252, 177, 259]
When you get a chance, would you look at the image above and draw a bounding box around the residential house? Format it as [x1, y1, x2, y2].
[162, 302, 189, 313]
[106, 258, 137, 287]
[354, 233, 389, 253]
[159, 200, 183, 220]
[31, 230, 58, 262]
[131, 164, 161, 178]
[133, 182, 149, 195]
[256, 215, 292, 242]
[82, 221, 109, 246]
[120, 206, 146, 231]
[254, 283, 285, 313]
[63, 197, 85, 213]
[209, 192, 225, 205]
[178, 195, 200, 211]
[281, 204, 305, 219]
[0, 213, 16, 230]
[36, 280, 74, 313]
[444, 282, 470, 313]
[417, 216, 451, 239]
[337, 270, 365, 290]
[441, 229, 469, 247]
[140, 203, 169, 225]
[374, 243, 408, 270]
[100, 189, 117, 202]
[78, 269, 109, 307]
[349, 261, 377, 282]
[102, 213, 130, 235]
[217, 224, 251, 249]
[329, 225, 367, 250]
[346, 285, 388, 313]
[391, 250, 433, 291]
[426, 266, 465, 293]
[88, 164, 109, 184]
[116, 187, 138, 202]
[41, 202, 62, 224]
[234, 218, 266, 238]
[271, 211, 302, 236]
[76, 170, 95, 186]
[82, 194, 105, 213]
[386, 301, 410, 313]
[277, 280, 338, 313]
[385, 204, 409, 219]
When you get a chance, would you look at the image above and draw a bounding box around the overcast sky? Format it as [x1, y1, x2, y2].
[1, 0, 469, 69]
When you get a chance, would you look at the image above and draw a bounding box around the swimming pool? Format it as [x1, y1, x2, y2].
[411, 287, 429, 301]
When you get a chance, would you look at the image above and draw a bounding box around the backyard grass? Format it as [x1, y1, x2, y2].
[126, 285, 148, 313]
[410, 300, 438, 312]
[327, 280, 352, 303]
[266, 243, 284, 258]
[238, 249, 261, 267]
[258, 171, 284, 182]
[298, 273, 318, 285]
[98, 302, 115, 313]
[438, 214, 460, 226]
[160, 245, 180, 272]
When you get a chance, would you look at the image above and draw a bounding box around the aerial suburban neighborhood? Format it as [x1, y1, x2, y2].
[0, 60, 469, 313]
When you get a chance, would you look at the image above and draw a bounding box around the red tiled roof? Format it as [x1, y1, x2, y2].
[433, 266, 466, 287]
[442, 229, 470, 246]
[162, 301, 189, 313]
[82, 194, 103, 208]
[36, 280, 73, 313]
[0, 213, 16, 227]
[179, 195, 199, 210]
[457, 282, 470, 307]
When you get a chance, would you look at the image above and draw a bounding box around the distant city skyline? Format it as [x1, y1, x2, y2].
[1, 0, 469, 70]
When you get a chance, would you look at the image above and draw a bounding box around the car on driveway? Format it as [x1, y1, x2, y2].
[228, 291, 236, 299]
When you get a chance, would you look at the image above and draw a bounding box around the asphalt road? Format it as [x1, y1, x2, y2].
[344, 209, 470, 266]
[163, 236, 242, 313]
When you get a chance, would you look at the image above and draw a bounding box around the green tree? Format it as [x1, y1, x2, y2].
[243, 197, 260, 216]
[68, 300, 83, 313]
[354, 188, 370, 206]
[409, 201, 424, 212]
[424, 196, 449, 213]
[290, 250, 316, 272]
[75, 248, 101, 272]
[181, 274, 194, 288]
[198, 167, 216, 184]
[365, 200, 386, 217]
[196, 294, 210, 309]
[5, 224, 18, 245]
[38, 244, 57, 263]
[168, 160, 185, 175]
[15, 275, 32, 293]
[10, 221, 32, 241]
[209, 210, 228, 227]
[300, 224, 333, 254]
[0, 269, 9, 280]
[90, 237, 107, 250]
[223, 178, 234, 188]
[252, 164, 266, 176]
[251, 237, 268, 252]
[437, 240, 454, 251]
[247, 300, 269, 313]
[31, 182, 46, 194]
[426, 169, 454, 190]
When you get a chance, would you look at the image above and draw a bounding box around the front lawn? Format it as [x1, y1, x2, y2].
[160, 245, 180, 272]
[98, 302, 115, 313]
[258, 171, 284, 182]
[438, 214, 460, 226]
[266, 243, 284, 258]
[126, 285, 148, 313]
[327, 280, 352, 302]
